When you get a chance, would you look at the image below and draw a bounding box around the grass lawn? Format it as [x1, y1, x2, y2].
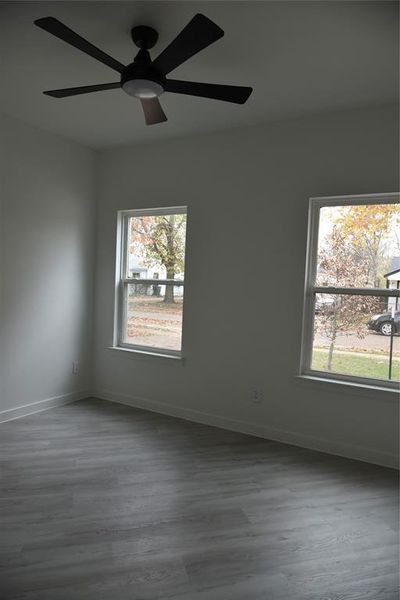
[312, 347, 400, 381]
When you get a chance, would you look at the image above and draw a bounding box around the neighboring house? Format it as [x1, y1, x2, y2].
[128, 254, 184, 296]
[384, 257, 400, 311]
[128, 254, 161, 279]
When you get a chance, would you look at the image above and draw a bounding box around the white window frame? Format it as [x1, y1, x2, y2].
[113, 206, 187, 358]
[300, 192, 400, 390]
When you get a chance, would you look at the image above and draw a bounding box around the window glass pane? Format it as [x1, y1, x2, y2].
[126, 213, 187, 281]
[123, 283, 184, 351]
[312, 294, 400, 382]
[316, 203, 400, 288]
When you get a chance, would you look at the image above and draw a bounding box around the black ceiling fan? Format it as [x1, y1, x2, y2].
[34, 14, 253, 125]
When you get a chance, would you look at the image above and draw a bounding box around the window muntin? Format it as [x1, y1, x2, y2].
[302, 194, 400, 388]
[116, 207, 187, 356]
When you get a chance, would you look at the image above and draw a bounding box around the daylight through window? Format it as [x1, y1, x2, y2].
[301, 194, 400, 388]
[115, 207, 187, 356]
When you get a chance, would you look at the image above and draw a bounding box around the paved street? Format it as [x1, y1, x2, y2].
[314, 331, 399, 353]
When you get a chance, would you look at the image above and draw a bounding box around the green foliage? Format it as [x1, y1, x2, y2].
[316, 224, 382, 370]
[131, 214, 186, 275]
[130, 214, 186, 303]
[333, 203, 400, 287]
[318, 225, 382, 330]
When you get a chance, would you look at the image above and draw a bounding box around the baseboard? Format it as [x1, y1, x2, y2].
[2, 387, 396, 469]
[0, 390, 90, 424]
[93, 388, 399, 470]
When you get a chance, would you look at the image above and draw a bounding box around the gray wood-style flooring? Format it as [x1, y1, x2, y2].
[0, 398, 398, 599]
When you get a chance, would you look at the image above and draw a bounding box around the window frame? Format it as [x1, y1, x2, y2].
[113, 206, 187, 358]
[300, 192, 400, 390]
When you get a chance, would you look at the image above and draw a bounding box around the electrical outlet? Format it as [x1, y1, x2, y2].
[72, 361, 80, 375]
[250, 388, 263, 403]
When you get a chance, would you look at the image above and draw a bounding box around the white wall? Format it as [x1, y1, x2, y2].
[93, 104, 399, 468]
[0, 106, 396, 466]
[0, 114, 96, 418]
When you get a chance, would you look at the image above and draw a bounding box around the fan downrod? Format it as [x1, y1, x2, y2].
[131, 26, 158, 50]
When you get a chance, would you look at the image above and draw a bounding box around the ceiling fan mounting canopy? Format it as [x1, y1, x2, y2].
[34, 14, 253, 125]
[131, 25, 159, 50]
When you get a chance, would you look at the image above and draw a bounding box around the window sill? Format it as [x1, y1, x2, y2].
[296, 374, 399, 400]
[108, 346, 183, 361]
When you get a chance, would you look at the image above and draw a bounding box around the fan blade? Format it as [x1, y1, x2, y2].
[152, 14, 224, 75]
[164, 79, 253, 104]
[140, 98, 167, 126]
[34, 17, 125, 73]
[44, 82, 121, 98]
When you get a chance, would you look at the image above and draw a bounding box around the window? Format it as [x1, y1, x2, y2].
[114, 207, 187, 357]
[301, 193, 400, 389]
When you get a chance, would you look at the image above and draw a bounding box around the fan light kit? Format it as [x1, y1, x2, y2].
[122, 79, 164, 99]
[34, 14, 253, 125]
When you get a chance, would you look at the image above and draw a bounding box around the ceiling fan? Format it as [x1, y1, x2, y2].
[34, 14, 253, 125]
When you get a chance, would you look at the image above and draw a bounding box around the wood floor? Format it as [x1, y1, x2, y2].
[0, 398, 398, 599]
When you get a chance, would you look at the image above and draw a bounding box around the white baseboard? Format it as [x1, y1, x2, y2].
[2, 387, 397, 469]
[93, 388, 399, 470]
[0, 390, 90, 424]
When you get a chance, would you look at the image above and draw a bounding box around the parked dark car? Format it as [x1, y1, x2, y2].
[368, 311, 400, 336]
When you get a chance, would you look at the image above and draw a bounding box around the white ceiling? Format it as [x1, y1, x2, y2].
[0, 1, 397, 149]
